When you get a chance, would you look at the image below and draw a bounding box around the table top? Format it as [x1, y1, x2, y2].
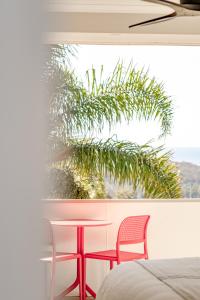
[50, 219, 112, 227]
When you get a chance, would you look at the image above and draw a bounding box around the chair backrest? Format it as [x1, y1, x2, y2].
[116, 215, 150, 250]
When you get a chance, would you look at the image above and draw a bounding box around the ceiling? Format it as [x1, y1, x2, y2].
[46, 0, 200, 45]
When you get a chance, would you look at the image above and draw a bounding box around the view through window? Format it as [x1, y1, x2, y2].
[47, 45, 200, 200]
[70, 45, 200, 199]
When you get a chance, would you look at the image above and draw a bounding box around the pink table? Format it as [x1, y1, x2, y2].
[51, 219, 112, 300]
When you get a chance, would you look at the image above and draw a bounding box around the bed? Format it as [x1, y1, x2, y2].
[96, 257, 200, 300]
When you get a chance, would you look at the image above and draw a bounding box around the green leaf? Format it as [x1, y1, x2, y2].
[69, 138, 182, 199]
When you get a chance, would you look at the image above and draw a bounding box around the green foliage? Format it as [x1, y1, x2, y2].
[45, 44, 182, 199]
[45, 167, 89, 199]
[55, 63, 173, 138]
[70, 138, 181, 198]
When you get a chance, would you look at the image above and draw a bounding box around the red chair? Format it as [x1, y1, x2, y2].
[41, 219, 83, 300]
[85, 215, 150, 274]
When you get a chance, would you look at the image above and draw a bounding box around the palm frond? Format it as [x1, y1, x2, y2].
[68, 63, 173, 137]
[69, 138, 182, 199]
[48, 44, 78, 69]
[47, 68, 82, 141]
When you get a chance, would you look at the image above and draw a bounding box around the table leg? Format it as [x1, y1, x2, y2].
[77, 227, 84, 299]
[58, 226, 97, 300]
[55, 279, 79, 300]
[77, 227, 96, 299]
[86, 284, 96, 298]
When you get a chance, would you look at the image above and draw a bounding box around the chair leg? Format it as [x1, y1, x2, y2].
[110, 261, 114, 270]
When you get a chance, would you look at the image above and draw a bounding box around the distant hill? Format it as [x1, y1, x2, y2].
[104, 161, 200, 199]
[176, 161, 200, 198]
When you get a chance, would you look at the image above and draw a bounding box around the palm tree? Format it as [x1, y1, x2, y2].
[46, 45, 182, 199]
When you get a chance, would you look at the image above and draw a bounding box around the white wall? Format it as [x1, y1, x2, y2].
[44, 199, 200, 296]
[0, 1, 45, 300]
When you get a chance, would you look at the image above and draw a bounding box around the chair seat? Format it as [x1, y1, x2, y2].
[85, 250, 146, 261]
[41, 252, 80, 262]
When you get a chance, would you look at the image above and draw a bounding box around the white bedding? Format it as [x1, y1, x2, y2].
[96, 257, 200, 300]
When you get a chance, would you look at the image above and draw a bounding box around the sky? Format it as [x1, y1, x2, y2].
[71, 45, 200, 149]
